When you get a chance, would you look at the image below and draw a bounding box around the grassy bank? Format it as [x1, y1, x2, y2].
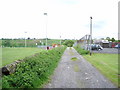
[83, 53, 118, 87]
[0, 47, 1, 89]
[74, 46, 118, 87]
[2, 47, 44, 67]
[74, 45, 89, 55]
[2, 46, 66, 88]
[0, 47, 2, 67]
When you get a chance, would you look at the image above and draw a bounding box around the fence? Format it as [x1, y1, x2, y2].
[75, 35, 119, 49]
[76, 34, 91, 50]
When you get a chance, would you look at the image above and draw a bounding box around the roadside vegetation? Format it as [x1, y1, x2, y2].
[0, 46, 1, 89]
[74, 45, 89, 55]
[2, 46, 66, 88]
[63, 40, 75, 47]
[0, 47, 2, 67]
[74, 45, 119, 87]
[2, 48, 44, 67]
[83, 53, 118, 87]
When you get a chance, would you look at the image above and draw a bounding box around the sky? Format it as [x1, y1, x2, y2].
[0, 0, 119, 40]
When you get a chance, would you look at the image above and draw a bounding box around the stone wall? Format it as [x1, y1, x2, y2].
[0, 59, 23, 77]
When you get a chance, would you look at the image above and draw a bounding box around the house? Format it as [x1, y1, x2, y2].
[94, 39, 114, 48]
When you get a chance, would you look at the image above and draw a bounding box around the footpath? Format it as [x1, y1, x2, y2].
[44, 47, 116, 88]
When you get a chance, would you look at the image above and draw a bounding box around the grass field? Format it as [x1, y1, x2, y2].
[2, 47, 44, 67]
[83, 53, 119, 87]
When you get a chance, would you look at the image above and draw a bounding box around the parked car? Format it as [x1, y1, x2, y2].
[85, 44, 103, 50]
[114, 44, 120, 48]
[91, 44, 103, 50]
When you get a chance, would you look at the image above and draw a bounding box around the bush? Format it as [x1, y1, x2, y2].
[2, 46, 66, 88]
[63, 40, 74, 47]
[74, 45, 89, 55]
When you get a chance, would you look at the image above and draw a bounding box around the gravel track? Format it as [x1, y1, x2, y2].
[44, 47, 117, 88]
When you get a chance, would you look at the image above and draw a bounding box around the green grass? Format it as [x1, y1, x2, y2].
[2, 47, 44, 67]
[83, 53, 118, 87]
[74, 45, 89, 55]
[0, 47, 1, 89]
[0, 48, 2, 67]
[2, 47, 66, 88]
[71, 57, 78, 61]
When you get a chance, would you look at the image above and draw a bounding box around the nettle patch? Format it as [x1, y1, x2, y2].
[2, 46, 66, 88]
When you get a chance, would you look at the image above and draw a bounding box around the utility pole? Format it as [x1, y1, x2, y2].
[24, 32, 27, 47]
[60, 35, 61, 45]
[90, 17, 92, 56]
[44, 13, 48, 50]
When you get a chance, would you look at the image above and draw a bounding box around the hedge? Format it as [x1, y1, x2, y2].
[2, 46, 66, 88]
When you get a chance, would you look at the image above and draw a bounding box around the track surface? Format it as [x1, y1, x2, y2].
[44, 47, 116, 88]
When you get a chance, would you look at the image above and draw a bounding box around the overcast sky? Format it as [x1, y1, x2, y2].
[0, 0, 119, 39]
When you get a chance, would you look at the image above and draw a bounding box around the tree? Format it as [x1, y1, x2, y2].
[2, 40, 11, 47]
[106, 37, 111, 41]
[43, 43, 46, 46]
[27, 37, 30, 40]
[63, 40, 74, 47]
[111, 38, 115, 42]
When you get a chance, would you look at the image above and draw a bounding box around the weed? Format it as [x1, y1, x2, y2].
[71, 57, 78, 61]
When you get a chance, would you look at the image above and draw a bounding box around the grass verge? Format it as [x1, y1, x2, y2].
[83, 53, 118, 87]
[74, 46, 119, 87]
[0, 47, 2, 89]
[74, 45, 89, 55]
[2, 46, 66, 88]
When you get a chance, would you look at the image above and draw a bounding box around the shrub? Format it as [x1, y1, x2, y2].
[63, 40, 74, 47]
[74, 45, 89, 55]
[2, 46, 66, 88]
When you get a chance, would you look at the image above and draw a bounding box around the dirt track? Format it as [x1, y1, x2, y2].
[44, 47, 116, 88]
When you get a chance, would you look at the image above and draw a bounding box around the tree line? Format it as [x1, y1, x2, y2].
[102, 37, 119, 42]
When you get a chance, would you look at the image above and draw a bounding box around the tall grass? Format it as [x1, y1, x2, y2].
[74, 45, 89, 55]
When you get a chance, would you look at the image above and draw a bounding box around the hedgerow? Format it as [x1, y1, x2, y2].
[74, 45, 89, 55]
[2, 46, 66, 88]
